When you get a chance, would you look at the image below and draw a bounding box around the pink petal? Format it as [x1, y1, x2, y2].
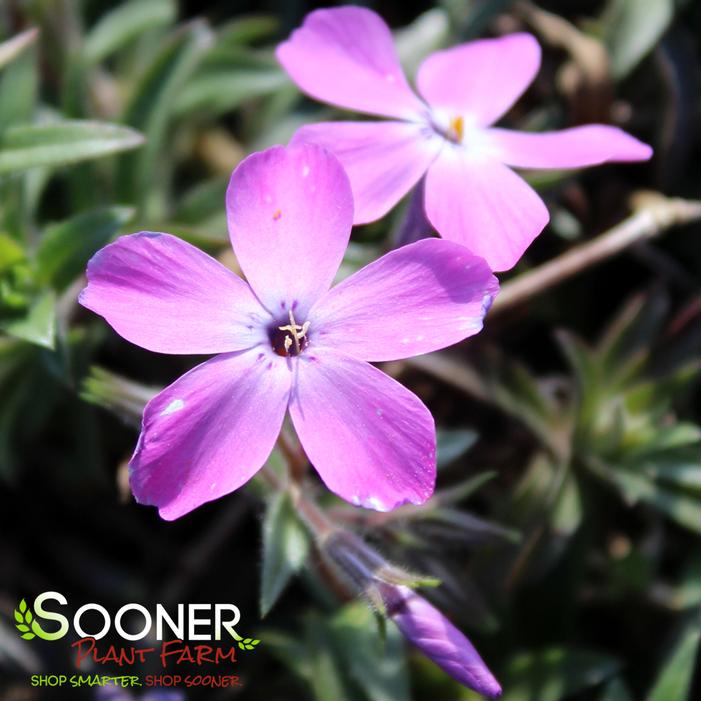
[226, 143, 354, 317]
[289, 348, 435, 511]
[130, 348, 291, 520]
[381, 584, 502, 697]
[309, 238, 498, 362]
[80, 232, 270, 354]
[417, 34, 541, 126]
[425, 149, 549, 272]
[276, 6, 425, 120]
[485, 125, 653, 168]
[292, 121, 441, 224]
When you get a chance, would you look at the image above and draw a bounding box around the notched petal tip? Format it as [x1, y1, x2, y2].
[276, 5, 423, 120]
[226, 142, 353, 315]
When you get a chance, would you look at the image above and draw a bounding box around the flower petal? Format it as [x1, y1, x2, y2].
[130, 348, 291, 520]
[424, 149, 549, 272]
[276, 6, 425, 120]
[292, 121, 441, 224]
[417, 33, 541, 126]
[309, 238, 498, 362]
[226, 143, 353, 317]
[289, 349, 435, 511]
[80, 232, 270, 354]
[485, 125, 653, 168]
[381, 584, 502, 698]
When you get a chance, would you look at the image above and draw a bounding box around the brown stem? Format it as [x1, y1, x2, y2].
[492, 194, 701, 315]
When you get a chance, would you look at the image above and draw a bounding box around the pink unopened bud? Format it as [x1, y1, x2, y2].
[381, 583, 501, 698]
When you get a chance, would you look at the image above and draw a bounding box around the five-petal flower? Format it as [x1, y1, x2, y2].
[80, 143, 498, 520]
[277, 6, 653, 272]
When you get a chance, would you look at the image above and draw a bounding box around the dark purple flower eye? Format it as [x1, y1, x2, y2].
[270, 310, 310, 356]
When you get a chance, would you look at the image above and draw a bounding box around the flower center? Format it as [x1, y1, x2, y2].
[270, 309, 310, 357]
[446, 115, 464, 144]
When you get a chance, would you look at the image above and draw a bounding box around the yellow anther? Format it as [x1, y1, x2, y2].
[449, 115, 464, 143]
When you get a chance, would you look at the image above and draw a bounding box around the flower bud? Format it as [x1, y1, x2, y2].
[379, 583, 501, 698]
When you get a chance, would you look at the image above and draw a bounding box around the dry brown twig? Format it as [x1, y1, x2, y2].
[493, 193, 701, 315]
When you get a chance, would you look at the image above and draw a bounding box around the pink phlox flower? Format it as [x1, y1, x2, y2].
[277, 6, 653, 272]
[80, 144, 498, 520]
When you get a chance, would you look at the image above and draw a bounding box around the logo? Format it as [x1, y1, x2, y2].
[14, 592, 260, 649]
[13, 592, 261, 691]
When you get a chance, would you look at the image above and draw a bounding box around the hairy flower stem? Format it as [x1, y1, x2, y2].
[493, 194, 701, 315]
[277, 428, 308, 483]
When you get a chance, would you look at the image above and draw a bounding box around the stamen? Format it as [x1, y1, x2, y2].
[448, 115, 464, 143]
[277, 309, 309, 356]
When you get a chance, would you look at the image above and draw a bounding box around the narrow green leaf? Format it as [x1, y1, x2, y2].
[598, 465, 701, 536]
[25, 610, 33, 623]
[81, 366, 159, 425]
[216, 15, 279, 46]
[435, 470, 497, 506]
[601, 0, 674, 79]
[0, 40, 37, 132]
[646, 625, 700, 701]
[174, 51, 288, 117]
[0, 28, 39, 71]
[16, 623, 29, 632]
[18, 599, 26, 613]
[0, 121, 144, 175]
[21, 632, 35, 640]
[500, 647, 621, 701]
[1, 290, 56, 349]
[84, 0, 177, 64]
[14, 609, 22, 622]
[304, 613, 355, 701]
[329, 602, 410, 701]
[395, 9, 449, 76]
[436, 428, 478, 468]
[260, 492, 310, 617]
[117, 21, 213, 210]
[36, 206, 134, 291]
[0, 234, 24, 271]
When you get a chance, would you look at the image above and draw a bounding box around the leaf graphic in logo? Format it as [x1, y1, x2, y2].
[14, 598, 36, 640]
[238, 636, 260, 651]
